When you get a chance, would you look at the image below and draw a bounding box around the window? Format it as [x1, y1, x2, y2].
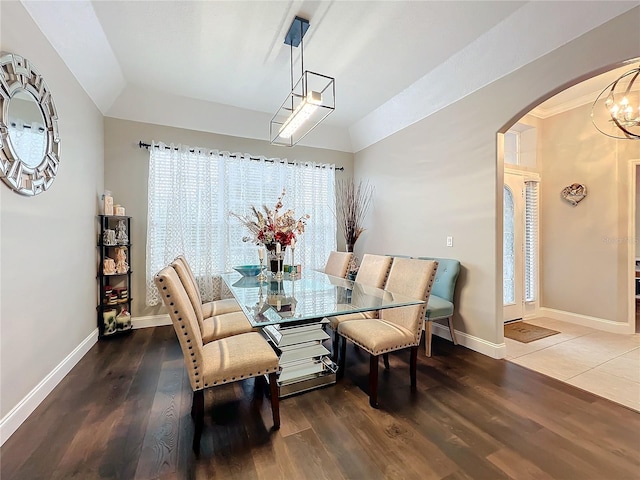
[145, 144, 336, 306]
[503, 185, 515, 304]
[504, 122, 537, 168]
[504, 131, 519, 166]
[524, 180, 539, 302]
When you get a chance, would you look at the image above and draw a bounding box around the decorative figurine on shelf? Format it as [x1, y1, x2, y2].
[114, 247, 129, 274]
[115, 220, 128, 245]
[103, 229, 116, 246]
[103, 190, 114, 216]
[103, 309, 117, 334]
[103, 257, 116, 275]
[116, 307, 131, 330]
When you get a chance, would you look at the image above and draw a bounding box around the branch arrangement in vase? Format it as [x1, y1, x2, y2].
[336, 179, 374, 251]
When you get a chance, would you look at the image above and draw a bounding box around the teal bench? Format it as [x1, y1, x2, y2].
[417, 257, 460, 356]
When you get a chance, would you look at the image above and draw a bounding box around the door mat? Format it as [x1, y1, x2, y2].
[504, 322, 560, 343]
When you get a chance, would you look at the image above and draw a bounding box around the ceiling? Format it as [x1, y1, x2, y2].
[532, 63, 640, 119]
[20, 1, 638, 152]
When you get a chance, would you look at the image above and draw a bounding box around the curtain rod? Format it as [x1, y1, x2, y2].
[138, 141, 344, 171]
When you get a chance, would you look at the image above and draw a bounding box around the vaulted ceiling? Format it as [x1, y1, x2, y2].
[21, 1, 638, 152]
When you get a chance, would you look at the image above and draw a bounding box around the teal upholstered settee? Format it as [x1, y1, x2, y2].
[417, 257, 460, 356]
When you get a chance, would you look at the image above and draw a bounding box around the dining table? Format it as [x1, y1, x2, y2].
[221, 268, 426, 397]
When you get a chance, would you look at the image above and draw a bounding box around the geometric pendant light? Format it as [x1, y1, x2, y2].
[270, 16, 335, 146]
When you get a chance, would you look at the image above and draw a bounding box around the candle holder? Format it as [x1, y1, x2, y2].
[290, 245, 298, 278]
[257, 256, 267, 283]
[274, 252, 284, 280]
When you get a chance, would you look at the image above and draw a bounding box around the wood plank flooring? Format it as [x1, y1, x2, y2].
[1, 326, 639, 479]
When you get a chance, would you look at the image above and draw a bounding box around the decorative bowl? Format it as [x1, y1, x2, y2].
[233, 265, 266, 277]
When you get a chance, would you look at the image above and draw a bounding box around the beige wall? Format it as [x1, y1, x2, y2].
[539, 101, 640, 322]
[103, 117, 354, 318]
[354, 7, 640, 349]
[1, 2, 104, 418]
[637, 166, 640, 259]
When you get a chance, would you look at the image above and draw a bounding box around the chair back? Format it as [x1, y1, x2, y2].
[380, 258, 438, 344]
[355, 254, 393, 288]
[172, 256, 207, 333]
[154, 265, 205, 392]
[417, 257, 460, 302]
[324, 251, 354, 278]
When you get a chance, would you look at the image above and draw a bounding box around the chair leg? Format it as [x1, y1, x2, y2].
[410, 346, 418, 391]
[192, 390, 204, 454]
[268, 372, 280, 429]
[332, 328, 340, 363]
[425, 320, 433, 357]
[369, 354, 379, 408]
[338, 334, 347, 380]
[448, 317, 458, 345]
[383, 353, 390, 370]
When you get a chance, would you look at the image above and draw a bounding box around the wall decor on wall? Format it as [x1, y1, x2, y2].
[561, 183, 587, 206]
[0, 52, 60, 196]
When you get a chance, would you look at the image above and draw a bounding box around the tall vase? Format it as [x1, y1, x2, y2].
[346, 242, 354, 253]
[266, 244, 279, 273]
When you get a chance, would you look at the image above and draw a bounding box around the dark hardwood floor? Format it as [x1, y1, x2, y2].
[2, 326, 639, 479]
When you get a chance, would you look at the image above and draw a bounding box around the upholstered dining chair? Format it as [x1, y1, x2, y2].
[417, 257, 460, 357]
[325, 254, 393, 362]
[154, 265, 280, 453]
[337, 258, 438, 408]
[172, 256, 255, 344]
[173, 255, 241, 316]
[324, 251, 354, 278]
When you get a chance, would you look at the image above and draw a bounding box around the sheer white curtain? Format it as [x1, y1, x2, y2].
[146, 142, 336, 306]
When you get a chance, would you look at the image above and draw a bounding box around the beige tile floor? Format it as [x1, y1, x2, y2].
[505, 317, 640, 412]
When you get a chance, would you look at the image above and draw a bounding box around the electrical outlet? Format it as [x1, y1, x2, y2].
[446, 236, 453, 247]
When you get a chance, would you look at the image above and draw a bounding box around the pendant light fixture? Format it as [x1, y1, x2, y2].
[270, 16, 335, 146]
[591, 64, 640, 140]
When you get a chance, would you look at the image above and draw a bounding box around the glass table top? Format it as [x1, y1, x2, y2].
[221, 269, 425, 327]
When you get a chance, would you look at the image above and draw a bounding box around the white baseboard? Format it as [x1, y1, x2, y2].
[538, 307, 635, 334]
[131, 314, 171, 329]
[0, 328, 99, 446]
[431, 322, 506, 359]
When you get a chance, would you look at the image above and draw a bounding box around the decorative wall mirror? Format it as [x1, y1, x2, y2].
[0, 52, 60, 196]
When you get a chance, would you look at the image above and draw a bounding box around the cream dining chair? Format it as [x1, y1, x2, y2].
[337, 258, 438, 408]
[173, 255, 241, 316]
[325, 254, 393, 362]
[155, 265, 280, 453]
[324, 251, 354, 278]
[172, 256, 255, 343]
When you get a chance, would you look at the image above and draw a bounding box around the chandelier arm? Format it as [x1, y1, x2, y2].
[611, 115, 640, 139]
[622, 70, 639, 97]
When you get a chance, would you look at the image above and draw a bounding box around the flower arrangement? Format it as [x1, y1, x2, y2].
[230, 189, 309, 247]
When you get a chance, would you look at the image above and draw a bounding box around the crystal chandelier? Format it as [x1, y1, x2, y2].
[270, 16, 335, 147]
[591, 65, 640, 140]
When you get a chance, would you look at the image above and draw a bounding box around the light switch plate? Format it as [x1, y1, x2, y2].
[446, 236, 453, 247]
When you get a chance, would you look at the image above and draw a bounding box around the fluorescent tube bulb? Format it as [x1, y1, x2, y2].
[279, 91, 322, 139]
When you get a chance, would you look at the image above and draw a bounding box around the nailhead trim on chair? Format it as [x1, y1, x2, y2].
[164, 277, 202, 388]
[340, 332, 419, 355]
[156, 267, 281, 391]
